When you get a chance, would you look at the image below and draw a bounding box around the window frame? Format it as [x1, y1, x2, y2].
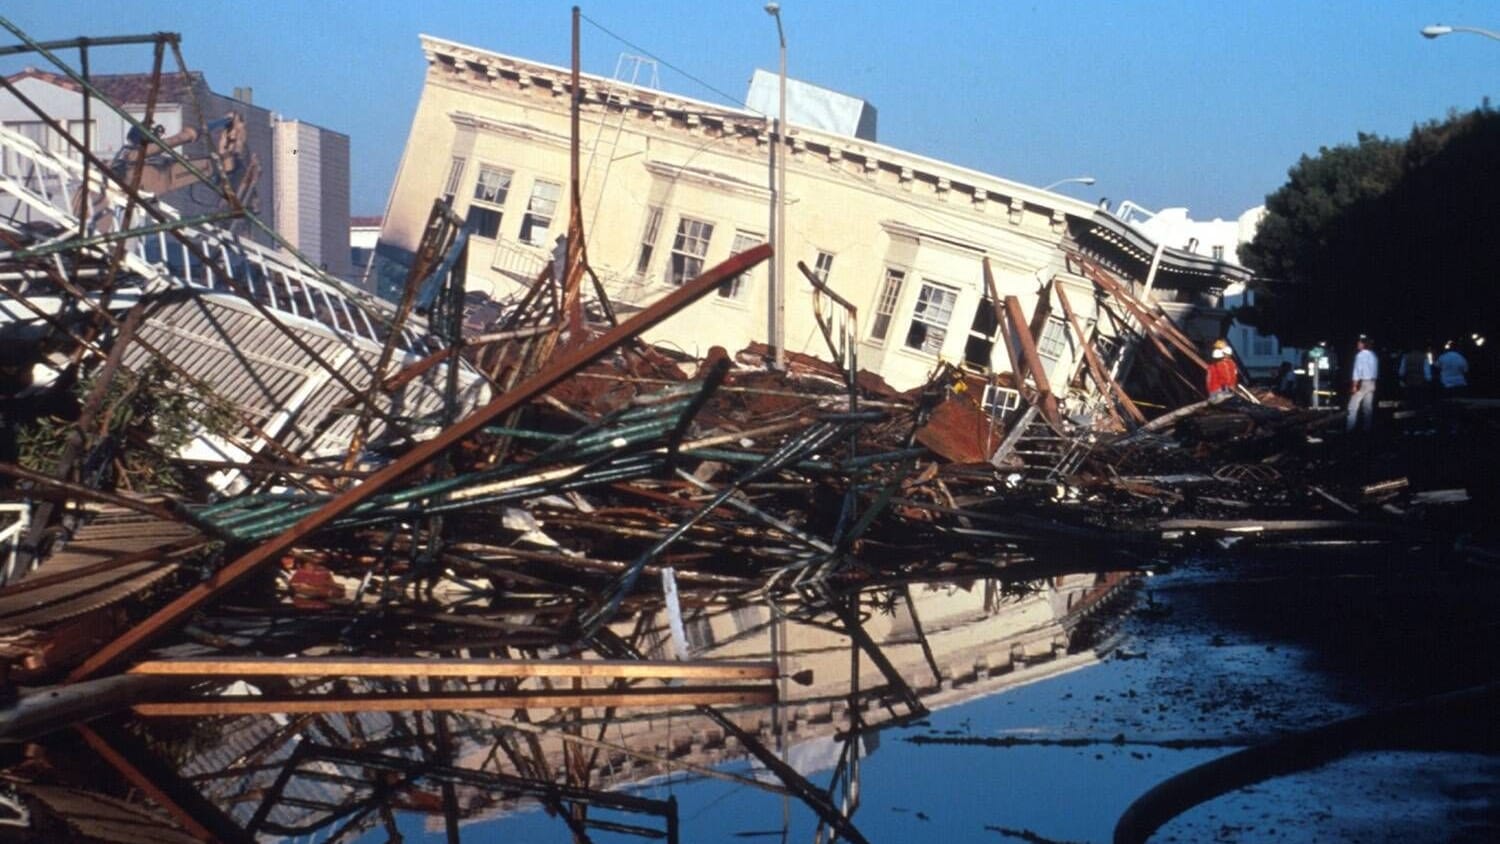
[442, 156, 467, 203]
[718, 229, 764, 299]
[869, 267, 906, 343]
[811, 250, 835, 286]
[666, 215, 714, 286]
[903, 280, 959, 356]
[518, 178, 562, 245]
[467, 163, 513, 239]
[1036, 314, 1071, 362]
[635, 206, 664, 276]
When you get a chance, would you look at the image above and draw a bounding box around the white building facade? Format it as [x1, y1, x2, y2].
[380, 36, 1243, 396]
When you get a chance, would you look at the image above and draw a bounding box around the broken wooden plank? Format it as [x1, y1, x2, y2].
[133, 686, 776, 716]
[128, 656, 778, 681]
[1054, 282, 1145, 426]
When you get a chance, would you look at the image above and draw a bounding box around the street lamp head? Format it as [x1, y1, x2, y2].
[1042, 176, 1097, 190]
[765, 2, 780, 16]
[1422, 24, 1453, 39]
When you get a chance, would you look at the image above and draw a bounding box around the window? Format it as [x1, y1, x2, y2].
[635, 206, 664, 275]
[964, 296, 1001, 368]
[1212, 244, 1225, 261]
[981, 383, 1022, 415]
[518, 179, 561, 245]
[667, 216, 714, 285]
[1094, 333, 1123, 367]
[1036, 315, 1070, 361]
[465, 206, 502, 239]
[473, 165, 512, 204]
[467, 164, 512, 239]
[904, 281, 958, 355]
[8, 120, 47, 149]
[442, 156, 467, 203]
[719, 230, 763, 298]
[811, 250, 835, 286]
[870, 268, 905, 341]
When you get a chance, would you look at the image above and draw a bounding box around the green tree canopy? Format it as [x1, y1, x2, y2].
[1238, 105, 1500, 352]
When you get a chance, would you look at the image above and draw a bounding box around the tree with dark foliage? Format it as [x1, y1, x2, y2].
[1238, 105, 1500, 377]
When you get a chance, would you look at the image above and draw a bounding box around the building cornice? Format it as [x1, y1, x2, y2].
[417, 34, 1101, 230]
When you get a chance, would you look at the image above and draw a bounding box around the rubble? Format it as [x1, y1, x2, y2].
[0, 15, 1494, 842]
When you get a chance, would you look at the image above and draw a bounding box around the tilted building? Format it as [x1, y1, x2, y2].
[379, 36, 1246, 395]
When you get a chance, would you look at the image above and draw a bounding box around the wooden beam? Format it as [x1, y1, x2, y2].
[983, 258, 1025, 379]
[1002, 295, 1062, 429]
[129, 657, 778, 681]
[1054, 283, 1145, 426]
[133, 686, 776, 716]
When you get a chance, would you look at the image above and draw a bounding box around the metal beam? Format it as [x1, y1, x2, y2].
[0, 32, 177, 57]
[67, 244, 772, 682]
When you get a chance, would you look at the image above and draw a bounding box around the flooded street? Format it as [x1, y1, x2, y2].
[339, 550, 1497, 843]
[7, 546, 1493, 843]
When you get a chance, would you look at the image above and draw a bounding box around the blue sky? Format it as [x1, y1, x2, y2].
[3, 1, 1495, 219]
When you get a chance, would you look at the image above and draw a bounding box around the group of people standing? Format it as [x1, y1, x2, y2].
[1201, 335, 1473, 434]
[1348, 336, 1470, 432]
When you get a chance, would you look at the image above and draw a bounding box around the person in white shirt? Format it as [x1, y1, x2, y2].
[1346, 335, 1378, 432]
[1436, 341, 1469, 396]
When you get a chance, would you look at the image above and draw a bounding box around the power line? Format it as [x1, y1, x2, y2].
[579, 12, 762, 116]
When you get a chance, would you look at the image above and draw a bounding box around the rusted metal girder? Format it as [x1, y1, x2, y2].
[0, 32, 178, 57]
[1002, 295, 1063, 429]
[343, 199, 461, 472]
[68, 244, 772, 682]
[1054, 282, 1145, 427]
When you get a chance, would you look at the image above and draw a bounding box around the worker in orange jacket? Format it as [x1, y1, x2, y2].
[1206, 339, 1239, 396]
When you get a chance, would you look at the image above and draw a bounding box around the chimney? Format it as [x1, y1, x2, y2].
[233, 86, 253, 105]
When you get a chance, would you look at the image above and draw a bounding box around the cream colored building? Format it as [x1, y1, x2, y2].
[381, 36, 1241, 394]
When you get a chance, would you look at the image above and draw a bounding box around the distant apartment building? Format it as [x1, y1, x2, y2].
[380, 36, 1247, 393]
[1116, 203, 1298, 379]
[273, 118, 351, 278]
[0, 68, 350, 279]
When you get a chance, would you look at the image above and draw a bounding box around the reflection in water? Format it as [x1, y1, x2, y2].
[0, 571, 1133, 842]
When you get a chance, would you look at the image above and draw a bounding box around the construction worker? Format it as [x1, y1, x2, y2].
[1206, 339, 1239, 397]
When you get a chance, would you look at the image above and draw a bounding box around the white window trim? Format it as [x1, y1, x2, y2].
[902, 280, 960, 358]
[868, 266, 907, 345]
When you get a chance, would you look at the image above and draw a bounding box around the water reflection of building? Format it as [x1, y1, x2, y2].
[15, 572, 1129, 842]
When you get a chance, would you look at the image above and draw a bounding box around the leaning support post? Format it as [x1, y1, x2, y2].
[68, 245, 772, 683]
[1054, 282, 1145, 426]
[1002, 295, 1063, 430]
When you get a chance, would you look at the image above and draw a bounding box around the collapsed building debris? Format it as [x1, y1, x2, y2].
[0, 12, 1494, 843]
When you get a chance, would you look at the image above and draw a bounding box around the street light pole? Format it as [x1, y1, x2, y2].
[1421, 23, 1500, 42]
[1042, 176, 1097, 191]
[765, 2, 787, 371]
